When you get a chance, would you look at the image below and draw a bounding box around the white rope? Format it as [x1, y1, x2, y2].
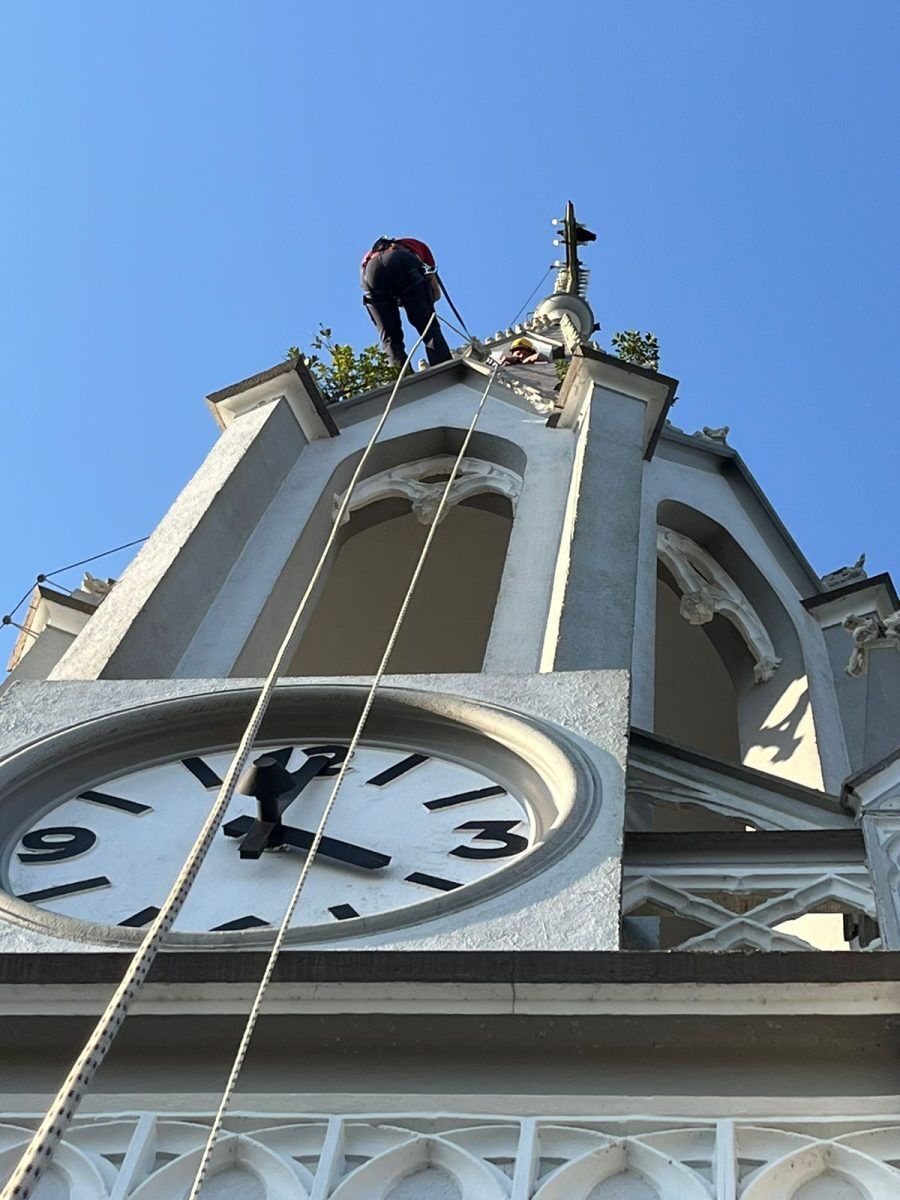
[184, 357, 502, 1199]
[0, 316, 437, 1200]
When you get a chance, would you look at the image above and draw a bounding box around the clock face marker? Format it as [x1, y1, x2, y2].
[366, 753, 429, 787]
[301, 744, 348, 776]
[119, 905, 160, 928]
[211, 915, 271, 932]
[181, 757, 222, 789]
[329, 903, 360, 921]
[17, 826, 96, 864]
[18, 876, 112, 904]
[405, 870, 463, 892]
[451, 819, 528, 859]
[423, 785, 506, 811]
[79, 790, 152, 816]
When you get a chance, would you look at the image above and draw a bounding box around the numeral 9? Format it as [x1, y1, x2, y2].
[18, 826, 96, 864]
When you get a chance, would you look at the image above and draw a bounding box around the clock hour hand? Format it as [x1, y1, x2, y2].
[247, 752, 330, 824]
[222, 751, 329, 858]
[223, 814, 390, 869]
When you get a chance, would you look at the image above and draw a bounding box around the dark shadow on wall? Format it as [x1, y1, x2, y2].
[749, 685, 810, 764]
[653, 565, 743, 764]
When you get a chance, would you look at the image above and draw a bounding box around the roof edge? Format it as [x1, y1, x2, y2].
[0, 949, 897, 987]
[658, 427, 823, 592]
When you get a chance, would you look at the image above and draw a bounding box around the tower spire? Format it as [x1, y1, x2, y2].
[533, 200, 598, 349]
[552, 199, 597, 300]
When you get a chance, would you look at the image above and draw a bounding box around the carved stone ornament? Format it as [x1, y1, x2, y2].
[657, 526, 782, 683]
[823, 552, 867, 590]
[80, 571, 115, 598]
[334, 455, 522, 527]
[494, 364, 559, 414]
[842, 609, 900, 677]
[695, 425, 729, 444]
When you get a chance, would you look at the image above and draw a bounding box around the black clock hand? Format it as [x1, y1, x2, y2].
[223, 752, 330, 858]
[277, 823, 391, 869]
[253, 753, 330, 823]
[223, 814, 391, 869]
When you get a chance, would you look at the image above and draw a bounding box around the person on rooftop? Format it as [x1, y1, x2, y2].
[500, 337, 550, 366]
[360, 237, 453, 369]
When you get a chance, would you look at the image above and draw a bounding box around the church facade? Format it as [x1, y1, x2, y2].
[1, 216, 899, 1198]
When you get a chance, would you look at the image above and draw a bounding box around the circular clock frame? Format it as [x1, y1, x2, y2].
[0, 684, 601, 948]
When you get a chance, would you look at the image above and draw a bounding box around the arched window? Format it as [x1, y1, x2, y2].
[652, 501, 826, 792]
[288, 455, 519, 676]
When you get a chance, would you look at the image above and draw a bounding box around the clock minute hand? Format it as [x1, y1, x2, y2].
[226, 752, 390, 868]
[223, 815, 390, 870]
[276, 823, 391, 870]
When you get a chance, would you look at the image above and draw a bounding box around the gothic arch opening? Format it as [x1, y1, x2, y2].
[653, 501, 823, 788]
[288, 492, 514, 675]
[232, 429, 526, 679]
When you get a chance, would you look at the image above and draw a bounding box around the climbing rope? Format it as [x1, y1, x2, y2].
[433, 271, 473, 340]
[0, 316, 438, 1200]
[4, 253, 541, 1192]
[184, 357, 501, 1198]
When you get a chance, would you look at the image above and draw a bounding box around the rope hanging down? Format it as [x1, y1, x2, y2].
[0, 315, 439, 1200]
[184, 358, 502, 1199]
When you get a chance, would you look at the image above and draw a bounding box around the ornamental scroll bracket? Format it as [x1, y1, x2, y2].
[333, 455, 522, 527]
[657, 526, 782, 683]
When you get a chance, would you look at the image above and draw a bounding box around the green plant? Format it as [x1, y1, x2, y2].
[284, 325, 401, 403]
[610, 330, 660, 371]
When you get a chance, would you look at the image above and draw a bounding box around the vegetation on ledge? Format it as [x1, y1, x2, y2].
[285, 326, 661, 403]
[609, 330, 660, 371]
[285, 324, 399, 404]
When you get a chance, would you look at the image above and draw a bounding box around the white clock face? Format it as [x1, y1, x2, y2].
[6, 741, 535, 936]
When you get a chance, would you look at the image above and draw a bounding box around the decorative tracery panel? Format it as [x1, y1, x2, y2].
[1, 1116, 899, 1198]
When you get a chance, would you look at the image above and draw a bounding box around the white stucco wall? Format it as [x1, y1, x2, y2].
[175, 380, 577, 679]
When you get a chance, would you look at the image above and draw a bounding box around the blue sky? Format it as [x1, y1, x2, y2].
[1, 2, 897, 645]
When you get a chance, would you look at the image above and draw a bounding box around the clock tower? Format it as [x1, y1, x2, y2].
[1, 209, 899, 1199]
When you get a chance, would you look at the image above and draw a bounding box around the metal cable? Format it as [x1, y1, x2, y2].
[2, 537, 150, 625]
[433, 271, 473, 340]
[0, 315, 437, 1200]
[509, 265, 553, 326]
[436, 312, 470, 342]
[185, 355, 502, 1199]
[40, 537, 151, 581]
